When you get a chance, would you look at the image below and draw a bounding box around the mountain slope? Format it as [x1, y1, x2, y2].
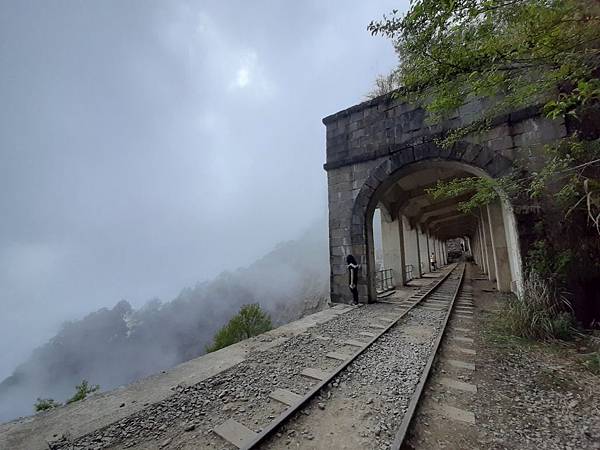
[0, 222, 329, 423]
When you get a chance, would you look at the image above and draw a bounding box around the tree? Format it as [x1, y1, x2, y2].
[368, 1, 600, 325]
[206, 304, 273, 353]
[368, 1, 600, 123]
[66, 379, 99, 404]
[34, 398, 61, 412]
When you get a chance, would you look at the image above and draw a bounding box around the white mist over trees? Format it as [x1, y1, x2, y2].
[0, 222, 328, 423]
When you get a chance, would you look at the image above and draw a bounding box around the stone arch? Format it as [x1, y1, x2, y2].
[350, 142, 519, 302]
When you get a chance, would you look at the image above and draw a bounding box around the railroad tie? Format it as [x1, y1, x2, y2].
[452, 327, 471, 333]
[213, 419, 257, 449]
[343, 339, 366, 348]
[369, 323, 387, 330]
[452, 335, 474, 344]
[455, 346, 477, 355]
[456, 314, 474, 320]
[445, 359, 476, 371]
[301, 367, 330, 381]
[439, 377, 478, 393]
[326, 351, 351, 361]
[378, 316, 395, 323]
[438, 404, 476, 424]
[359, 331, 376, 338]
[269, 388, 303, 406]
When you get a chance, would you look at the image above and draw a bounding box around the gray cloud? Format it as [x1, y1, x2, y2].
[0, 0, 402, 380]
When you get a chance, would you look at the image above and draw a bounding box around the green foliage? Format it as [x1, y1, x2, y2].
[369, 0, 600, 236]
[526, 239, 572, 282]
[581, 351, 600, 374]
[206, 304, 273, 353]
[66, 379, 99, 404]
[495, 271, 575, 341]
[368, 0, 600, 123]
[425, 175, 521, 213]
[34, 398, 61, 412]
[426, 176, 498, 213]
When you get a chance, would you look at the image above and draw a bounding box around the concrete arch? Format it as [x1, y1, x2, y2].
[350, 148, 521, 302]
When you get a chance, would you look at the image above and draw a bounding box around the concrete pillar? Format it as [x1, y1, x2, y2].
[501, 200, 523, 295]
[415, 228, 422, 276]
[477, 217, 489, 274]
[418, 227, 428, 276]
[425, 230, 432, 272]
[479, 208, 496, 282]
[440, 241, 445, 265]
[402, 216, 421, 279]
[381, 215, 406, 287]
[487, 201, 512, 292]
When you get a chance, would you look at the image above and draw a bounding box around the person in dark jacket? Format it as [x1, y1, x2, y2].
[347, 254, 359, 305]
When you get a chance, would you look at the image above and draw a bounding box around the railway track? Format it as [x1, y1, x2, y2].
[215, 263, 466, 450]
[57, 264, 466, 450]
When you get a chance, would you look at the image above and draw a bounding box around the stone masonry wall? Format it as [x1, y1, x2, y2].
[323, 94, 566, 304]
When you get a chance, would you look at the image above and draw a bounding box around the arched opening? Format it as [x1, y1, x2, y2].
[356, 159, 523, 303]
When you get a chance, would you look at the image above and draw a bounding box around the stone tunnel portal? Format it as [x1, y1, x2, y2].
[322, 94, 562, 304]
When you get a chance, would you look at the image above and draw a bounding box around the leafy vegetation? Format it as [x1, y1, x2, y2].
[206, 304, 273, 353]
[581, 351, 600, 374]
[368, 0, 600, 224]
[34, 398, 61, 412]
[1, 224, 328, 422]
[368, 0, 600, 123]
[66, 379, 100, 404]
[369, 0, 600, 330]
[495, 271, 574, 341]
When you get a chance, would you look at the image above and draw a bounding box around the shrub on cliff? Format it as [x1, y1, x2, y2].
[66, 380, 99, 404]
[206, 304, 273, 353]
[34, 398, 61, 412]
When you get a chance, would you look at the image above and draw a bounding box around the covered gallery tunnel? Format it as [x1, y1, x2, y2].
[321, 93, 556, 305]
[365, 160, 523, 302]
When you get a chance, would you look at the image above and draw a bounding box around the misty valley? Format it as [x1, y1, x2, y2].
[0, 223, 328, 423]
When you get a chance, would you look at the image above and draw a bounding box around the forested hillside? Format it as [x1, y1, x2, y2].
[0, 222, 329, 423]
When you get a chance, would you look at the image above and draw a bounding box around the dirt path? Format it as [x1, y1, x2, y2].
[406, 263, 600, 450]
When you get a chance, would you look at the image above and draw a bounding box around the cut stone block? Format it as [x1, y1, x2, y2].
[269, 388, 303, 406]
[326, 351, 351, 361]
[439, 377, 477, 393]
[301, 368, 330, 381]
[439, 405, 476, 424]
[446, 359, 476, 371]
[213, 419, 257, 448]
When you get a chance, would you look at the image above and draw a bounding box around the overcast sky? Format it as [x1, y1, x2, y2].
[0, 1, 404, 380]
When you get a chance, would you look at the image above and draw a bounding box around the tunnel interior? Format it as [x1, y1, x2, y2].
[364, 160, 523, 302]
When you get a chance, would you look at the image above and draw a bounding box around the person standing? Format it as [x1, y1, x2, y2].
[430, 252, 437, 271]
[347, 254, 359, 305]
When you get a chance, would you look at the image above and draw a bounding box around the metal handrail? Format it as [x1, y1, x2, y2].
[375, 268, 394, 293]
[404, 264, 414, 282]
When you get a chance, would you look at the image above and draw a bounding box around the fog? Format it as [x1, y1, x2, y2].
[0, 0, 403, 421]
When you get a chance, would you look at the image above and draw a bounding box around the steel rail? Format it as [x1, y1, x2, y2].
[241, 263, 460, 450]
[390, 263, 466, 449]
